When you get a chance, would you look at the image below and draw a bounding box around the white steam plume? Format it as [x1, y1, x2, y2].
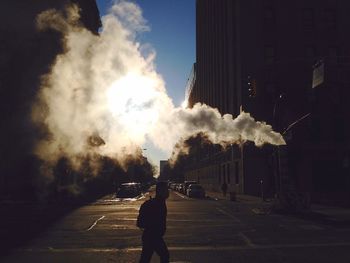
[32, 1, 285, 171]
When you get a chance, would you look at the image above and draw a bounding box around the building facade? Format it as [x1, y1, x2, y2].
[0, 0, 101, 200]
[186, 0, 350, 206]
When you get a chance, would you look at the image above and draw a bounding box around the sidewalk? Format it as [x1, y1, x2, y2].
[309, 204, 350, 227]
[205, 190, 350, 227]
[205, 190, 265, 203]
[205, 190, 273, 215]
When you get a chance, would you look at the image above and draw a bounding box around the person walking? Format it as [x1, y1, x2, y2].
[137, 182, 170, 263]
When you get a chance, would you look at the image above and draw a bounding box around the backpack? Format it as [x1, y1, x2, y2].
[136, 198, 153, 229]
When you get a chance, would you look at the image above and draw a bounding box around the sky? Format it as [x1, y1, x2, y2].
[95, 0, 195, 165]
[96, 0, 195, 107]
[34, 1, 285, 176]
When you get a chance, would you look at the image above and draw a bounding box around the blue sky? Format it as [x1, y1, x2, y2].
[96, 0, 195, 106]
[96, 0, 195, 166]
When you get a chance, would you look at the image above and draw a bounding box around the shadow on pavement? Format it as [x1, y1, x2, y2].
[0, 191, 116, 258]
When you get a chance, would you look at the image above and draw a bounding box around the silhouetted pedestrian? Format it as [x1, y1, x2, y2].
[221, 182, 228, 197]
[137, 182, 170, 263]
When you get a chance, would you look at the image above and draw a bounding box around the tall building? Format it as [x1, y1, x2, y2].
[0, 0, 101, 200]
[186, 0, 350, 206]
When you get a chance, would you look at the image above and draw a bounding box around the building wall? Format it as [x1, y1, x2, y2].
[188, 0, 350, 204]
[0, 0, 101, 200]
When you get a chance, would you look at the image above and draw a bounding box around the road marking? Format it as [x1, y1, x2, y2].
[174, 192, 188, 199]
[19, 242, 350, 253]
[86, 215, 105, 231]
[238, 232, 255, 247]
[216, 208, 241, 222]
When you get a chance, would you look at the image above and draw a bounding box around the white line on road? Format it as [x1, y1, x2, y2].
[19, 242, 350, 253]
[238, 232, 255, 247]
[174, 192, 188, 199]
[216, 208, 241, 222]
[86, 215, 105, 231]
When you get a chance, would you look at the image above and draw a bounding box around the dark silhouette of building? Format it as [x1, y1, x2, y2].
[0, 0, 101, 200]
[158, 160, 169, 181]
[186, 0, 350, 207]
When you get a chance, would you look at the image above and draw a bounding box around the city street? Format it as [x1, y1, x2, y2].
[3, 188, 350, 263]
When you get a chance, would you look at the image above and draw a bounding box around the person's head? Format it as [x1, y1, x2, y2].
[155, 181, 169, 200]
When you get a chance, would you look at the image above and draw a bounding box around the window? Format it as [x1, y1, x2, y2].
[263, 8, 275, 26]
[227, 164, 231, 184]
[333, 107, 345, 142]
[324, 9, 336, 30]
[247, 76, 257, 98]
[264, 81, 276, 94]
[264, 46, 275, 65]
[235, 162, 239, 184]
[328, 47, 338, 66]
[222, 165, 226, 183]
[305, 46, 317, 65]
[305, 46, 316, 59]
[302, 9, 314, 31]
[263, 0, 274, 7]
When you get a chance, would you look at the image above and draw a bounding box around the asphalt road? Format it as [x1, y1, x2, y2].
[3, 187, 350, 263]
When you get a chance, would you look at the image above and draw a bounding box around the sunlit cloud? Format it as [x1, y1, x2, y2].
[181, 100, 188, 109]
[106, 73, 160, 140]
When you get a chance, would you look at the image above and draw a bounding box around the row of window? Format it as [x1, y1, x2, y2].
[263, 8, 337, 31]
[263, 46, 340, 66]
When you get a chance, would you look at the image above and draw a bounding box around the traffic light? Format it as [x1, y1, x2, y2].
[247, 76, 257, 98]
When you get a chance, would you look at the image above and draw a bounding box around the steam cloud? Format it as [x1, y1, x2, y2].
[32, 1, 285, 173]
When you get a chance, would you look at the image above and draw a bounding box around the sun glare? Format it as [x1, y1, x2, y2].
[107, 73, 159, 138]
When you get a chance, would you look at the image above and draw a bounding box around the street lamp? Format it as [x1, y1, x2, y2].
[274, 109, 311, 210]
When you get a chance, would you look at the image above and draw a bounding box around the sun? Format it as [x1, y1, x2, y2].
[106, 73, 159, 138]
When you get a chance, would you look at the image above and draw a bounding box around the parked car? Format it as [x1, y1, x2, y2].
[186, 184, 205, 198]
[116, 182, 142, 198]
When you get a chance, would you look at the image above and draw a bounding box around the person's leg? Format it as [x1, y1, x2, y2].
[154, 238, 169, 263]
[139, 236, 154, 263]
